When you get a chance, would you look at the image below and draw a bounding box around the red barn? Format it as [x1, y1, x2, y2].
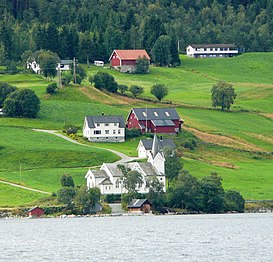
[126, 108, 183, 134]
[109, 50, 150, 73]
[28, 206, 45, 218]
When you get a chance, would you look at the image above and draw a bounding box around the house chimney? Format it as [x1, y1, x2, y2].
[102, 112, 104, 116]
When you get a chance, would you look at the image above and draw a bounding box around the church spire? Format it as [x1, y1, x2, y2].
[151, 133, 161, 157]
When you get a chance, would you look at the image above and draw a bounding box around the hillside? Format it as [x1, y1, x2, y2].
[0, 53, 273, 206]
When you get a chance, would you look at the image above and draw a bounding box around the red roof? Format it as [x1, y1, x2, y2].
[110, 50, 151, 61]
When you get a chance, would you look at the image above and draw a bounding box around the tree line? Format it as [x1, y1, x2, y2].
[0, 0, 273, 64]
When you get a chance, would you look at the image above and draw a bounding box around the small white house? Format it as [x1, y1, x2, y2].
[27, 59, 72, 74]
[56, 60, 73, 71]
[83, 115, 125, 142]
[85, 135, 166, 195]
[137, 135, 176, 158]
[186, 44, 239, 58]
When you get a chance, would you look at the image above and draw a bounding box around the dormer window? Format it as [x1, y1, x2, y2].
[96, 123, 100, 127]
[143, 112, 146, 117]
[154, 112, 158, 116]
[165, 112, 170, 116]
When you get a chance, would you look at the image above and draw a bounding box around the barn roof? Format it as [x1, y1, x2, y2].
[188, 44, 237, 49]
[130, 108, 180, 121]
[110, 50, 151, 61]
[28, 206, 43, 212]
[85, 115, 125, 128]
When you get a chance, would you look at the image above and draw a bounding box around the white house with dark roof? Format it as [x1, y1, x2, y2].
[85, 134, 166, 194]
[126, 108, 183, 134]
[83, 115, 125, 142]
[186, 44, 239, 58]
[137, 134, 176, 158]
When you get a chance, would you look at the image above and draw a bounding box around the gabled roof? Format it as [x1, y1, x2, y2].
[138, 162, 159, 177]
[141, 138, 176, 151]
[188, 44, 237, 49]
[98, 178, 113, 185]
[85, 115, 125, 128]
[92, 170, 108, 178]
[60, 60, 73, 65]
[109, 50, 151, 61]
[129, 108, 180, 121]
[127, 199, 152, 208]
[103, 163, 135, 177]
[28, 206, 43, 212]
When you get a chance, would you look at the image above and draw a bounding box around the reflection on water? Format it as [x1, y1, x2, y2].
[0, 213, 273, 261]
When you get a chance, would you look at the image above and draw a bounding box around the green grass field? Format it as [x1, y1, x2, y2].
[0, 52, 272, 206]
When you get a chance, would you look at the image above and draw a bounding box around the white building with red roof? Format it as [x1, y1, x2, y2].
[109, 49, 150, 73]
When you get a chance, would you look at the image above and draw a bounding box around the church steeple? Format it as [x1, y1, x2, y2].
[151, 133, 161, 157]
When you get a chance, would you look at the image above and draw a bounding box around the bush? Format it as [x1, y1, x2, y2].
[46, 83, 58, 94]
[64, 125, 79, 135]
[75, 74, 82, 84]
[3, 89, 40, 118]
[183, 139, 197, 150]
[0, 82, 17, 107]
[118, 84, 128, 94]
[125, 128, 142, 139]
[93, 72, 118, 92]
[62, 74, 73, 85]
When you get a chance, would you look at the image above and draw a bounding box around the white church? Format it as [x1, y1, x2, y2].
[85, 135, 166, 195]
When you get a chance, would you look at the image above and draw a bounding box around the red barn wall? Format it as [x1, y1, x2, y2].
[29, 208, 44, 217]
[110, 52, 120, 67]
[127, 112, 140, 129]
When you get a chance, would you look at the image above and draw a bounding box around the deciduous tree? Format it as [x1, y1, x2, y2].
[129, 85, 144, 98]
[150, 84, 169, 101]
[211, 81, 237, 110]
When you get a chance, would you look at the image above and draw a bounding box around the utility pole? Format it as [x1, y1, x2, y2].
[58, 66, 62, 89]
[73, 57, 76, 84]
[178, 40, 180, 52]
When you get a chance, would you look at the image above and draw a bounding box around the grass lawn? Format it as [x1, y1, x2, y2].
[182, 157, 273, 200]
[0, 52, 273, 205]
[0, 183, 45, 207]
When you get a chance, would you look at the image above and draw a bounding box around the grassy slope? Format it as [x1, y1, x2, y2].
[0, 53, 273, 206]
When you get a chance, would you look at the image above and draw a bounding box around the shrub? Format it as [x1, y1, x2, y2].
[129, 85, 144, 98]
[118, 84, 128, 94]
[183, 139, 197, 150]
[125, 128, 142, 139]
[93, 72, 118, 93]
[61, 74, 73, 85]
[46, 83, 58, 94]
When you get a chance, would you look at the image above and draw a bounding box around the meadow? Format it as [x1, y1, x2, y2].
[0, 53, 272, 206]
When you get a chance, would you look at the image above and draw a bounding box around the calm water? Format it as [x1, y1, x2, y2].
[0, 213, 273, 261]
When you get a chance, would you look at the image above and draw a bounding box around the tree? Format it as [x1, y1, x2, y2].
[129, 85, 144, 98]
[170, 36, 181, 66]
[150, 84, 169, 101]
[224, 190, 245, 213]
[135, 56, 150, 74]
[46, 83, 58, 95]
[74, 186, 101, 214]
[57, 187, 76, 208]
[200, 173, 225, 213]
[38, 51, 59, 79]
[211, 81, 237, 110]
[164, 148, 183, 188]
[3, 89, 40, 118]
[147, 176, 165, 211]
[0, 82, 17, 107]
[61, 174, 75, 188]
[93, 72, 118, 93]
[151, 35, 172, 66]
[118, 84, 128, 94]
[167, 171, 202, 211]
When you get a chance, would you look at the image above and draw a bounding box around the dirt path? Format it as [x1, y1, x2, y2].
[0, 179, 51, 195]
[32, 129, 140, 163]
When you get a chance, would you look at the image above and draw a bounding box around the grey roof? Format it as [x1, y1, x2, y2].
[60, 60, 73, 64]
[127, 199, 152, 208]
[98, 178, 113, 185]
[92, 170, 108, 178]
[141, 138, 176, 150]
[103, 163, 135, 177]
[151, 119, 175, 127]
[188, 44, 237, 49]
[131, 108, 180, 121]
[138, 162, 159, 177]
[86, 115, 125, 128]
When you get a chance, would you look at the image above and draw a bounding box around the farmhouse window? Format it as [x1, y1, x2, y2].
[94, 130, 101, 135]
[105, 130, 109, 134]
[118, 130, 121, 134]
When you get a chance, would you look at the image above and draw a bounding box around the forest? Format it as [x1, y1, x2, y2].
[0, 0, 273, 64]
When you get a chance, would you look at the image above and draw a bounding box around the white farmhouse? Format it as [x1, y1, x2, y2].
[56, 60, 73, 71]
[85, 135, 166, 194]
[83, 115, 125, 142]
[186, 44, 238, 58]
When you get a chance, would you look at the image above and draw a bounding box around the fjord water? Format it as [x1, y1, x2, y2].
[0, 213, 273, 261]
